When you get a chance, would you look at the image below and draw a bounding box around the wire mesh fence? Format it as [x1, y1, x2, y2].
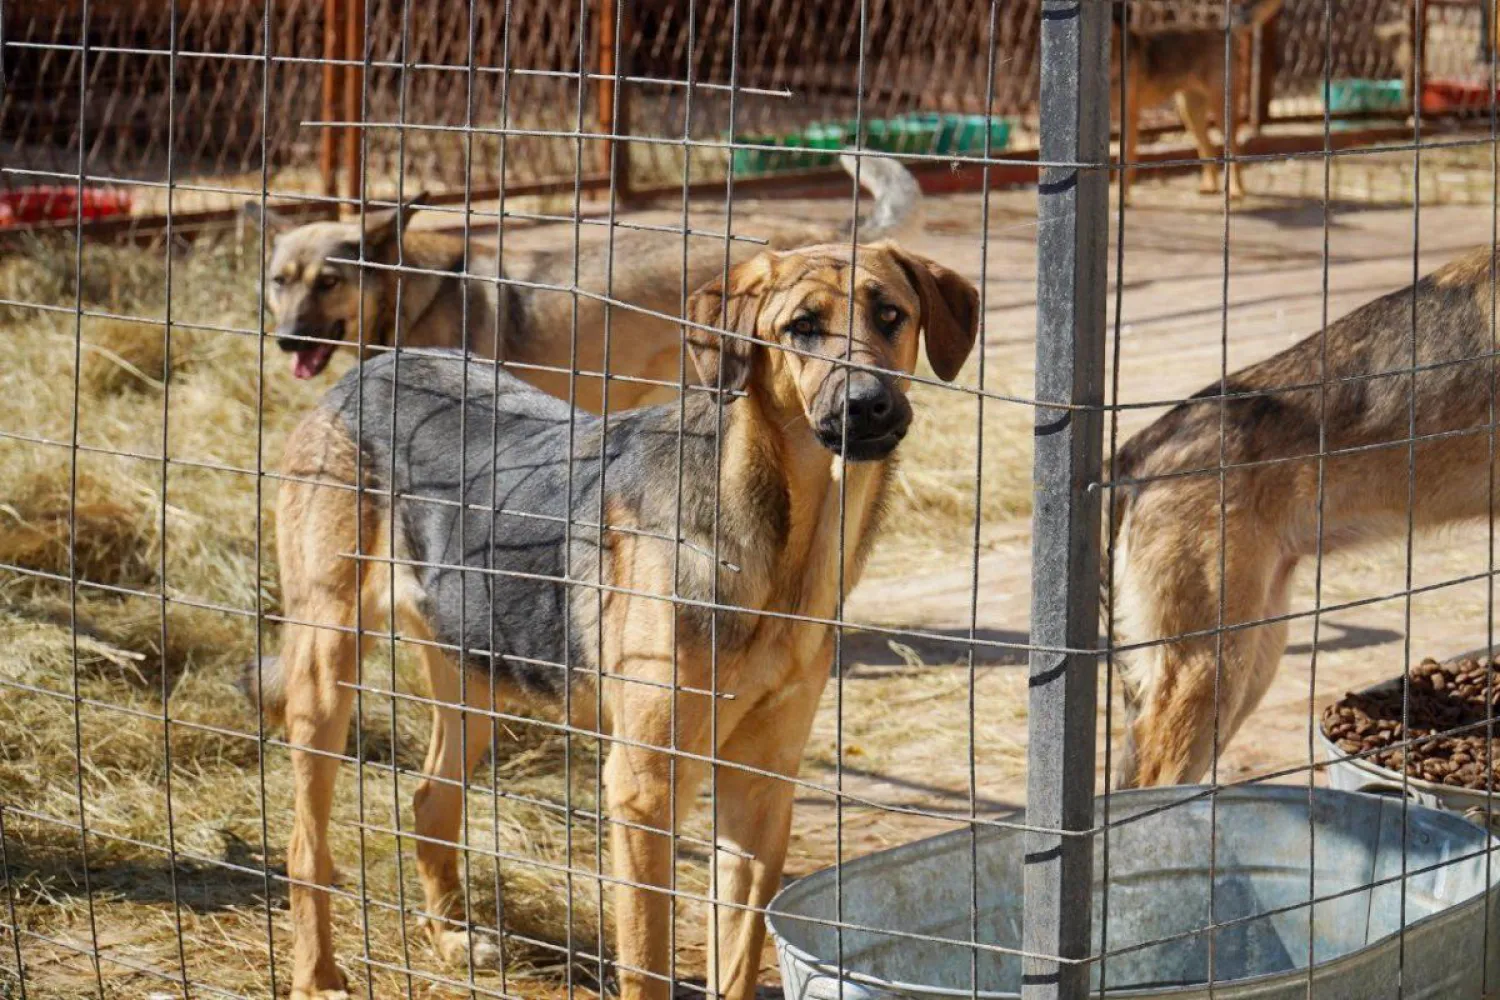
[5, 1, 1500, 1000]
[10, 0, 1500, 235]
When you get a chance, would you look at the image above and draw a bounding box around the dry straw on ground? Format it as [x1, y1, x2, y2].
[0, 218, 1023, 997]
[0, 233, 611, 997]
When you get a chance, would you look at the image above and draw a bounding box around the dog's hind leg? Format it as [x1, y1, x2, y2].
[1114, 483, 1293, 787]
[1122, 69, 1142, 204]
[1111, 682, 1143, 790]
[282, 619, 359, 1000]
[1175, 88, 1222, 195]
[1223, 553, 1296, 742]
[277, 413, 375, 1000]
[411, 645, 501, 971]
[1218, 80, 1248, 200]
[703, 675, 824, 1000]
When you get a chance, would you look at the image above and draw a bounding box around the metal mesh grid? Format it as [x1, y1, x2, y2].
[14, 0, 1500, 235]
[1, 0, 327, 212]
[3, 1, 1500, 1000]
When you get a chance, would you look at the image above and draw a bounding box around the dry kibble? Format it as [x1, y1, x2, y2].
[1322, 655, 1500, 792]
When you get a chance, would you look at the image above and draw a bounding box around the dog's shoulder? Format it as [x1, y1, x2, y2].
[401, 227, 485, 273]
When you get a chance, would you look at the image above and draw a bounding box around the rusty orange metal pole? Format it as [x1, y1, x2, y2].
[320, 0, 343, 201]
[595, 0, 631, 201]
[1488, 0, 1500, 74]
[343, 0, 366, 209]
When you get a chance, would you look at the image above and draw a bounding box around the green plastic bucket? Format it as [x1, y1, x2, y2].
[1325, 79, 1406, 114]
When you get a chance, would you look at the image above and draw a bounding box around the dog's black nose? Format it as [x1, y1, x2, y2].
[816, 372, 910, 460]
[842, 372, 894, 424]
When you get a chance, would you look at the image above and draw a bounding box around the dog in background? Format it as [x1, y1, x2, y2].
[1115, 0, 1283, 203]
[1110, 245, 1500, 787]
[243, 154, 923, 413]
[267, 241, 977, 999]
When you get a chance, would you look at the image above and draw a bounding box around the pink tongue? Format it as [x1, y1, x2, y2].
[292, 344, 334, 379]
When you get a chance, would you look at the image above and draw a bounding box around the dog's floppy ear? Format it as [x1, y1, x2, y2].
[685, 253, 774, 396]
[884, 242, 979, 382]
[360, 191, 428, 248]
[242, 200, 296, 235]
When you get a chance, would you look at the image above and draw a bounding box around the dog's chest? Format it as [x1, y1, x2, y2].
[765, 459, 890, 670]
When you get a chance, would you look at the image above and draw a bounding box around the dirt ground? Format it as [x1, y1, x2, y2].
[10, 145, 1500, 997]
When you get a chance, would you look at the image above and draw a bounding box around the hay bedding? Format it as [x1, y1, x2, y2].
[0, 234, 614, 997]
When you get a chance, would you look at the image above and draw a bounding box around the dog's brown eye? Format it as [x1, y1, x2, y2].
[787, 316, 818, 339]
[315, 274, 340, 291]
[877, 304, 904, 330]
[271, 274, 289, 287]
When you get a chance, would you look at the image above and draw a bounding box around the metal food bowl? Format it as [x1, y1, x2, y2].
[765, 786, 1500, 999]
[1320, 652, 1500, 823]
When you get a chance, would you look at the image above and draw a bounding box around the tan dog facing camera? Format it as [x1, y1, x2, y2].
[265, 239, 976, 1000]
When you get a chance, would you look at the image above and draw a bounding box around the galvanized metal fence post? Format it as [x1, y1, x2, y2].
[1023, 1, 1110, 998]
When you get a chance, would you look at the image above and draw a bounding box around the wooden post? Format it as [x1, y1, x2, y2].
[343, 0, 367, 208]
[1410, 0, 1427, 117]
[320, 0, 344, 199]
[595, 0, 632, 202]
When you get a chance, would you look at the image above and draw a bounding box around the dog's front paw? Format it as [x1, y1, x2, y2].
[290, 985, 349, 1000]
[290, 962, 348, 1000]
[432, 925, 502, 971]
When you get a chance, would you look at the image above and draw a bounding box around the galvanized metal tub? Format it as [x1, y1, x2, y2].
[766, 786, 1500, 999]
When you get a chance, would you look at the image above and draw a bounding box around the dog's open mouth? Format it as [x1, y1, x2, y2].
[292, 342, 337, 379]
[282, 321, 344, 379]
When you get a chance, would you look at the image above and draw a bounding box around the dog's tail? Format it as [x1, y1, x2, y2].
[1099, 435, 1145, 627]
[840, 152, 924, 243]
[1231, 0, 1283, 30]
[239, 654, 288, 731]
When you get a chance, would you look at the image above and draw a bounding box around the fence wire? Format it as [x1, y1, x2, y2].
[4, 2, 1500, 1000]
[7, 0, 1492, 229]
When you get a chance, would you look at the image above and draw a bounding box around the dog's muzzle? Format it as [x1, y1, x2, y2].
[277, 320, 345, 380]
[815, 373, 911, 462]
